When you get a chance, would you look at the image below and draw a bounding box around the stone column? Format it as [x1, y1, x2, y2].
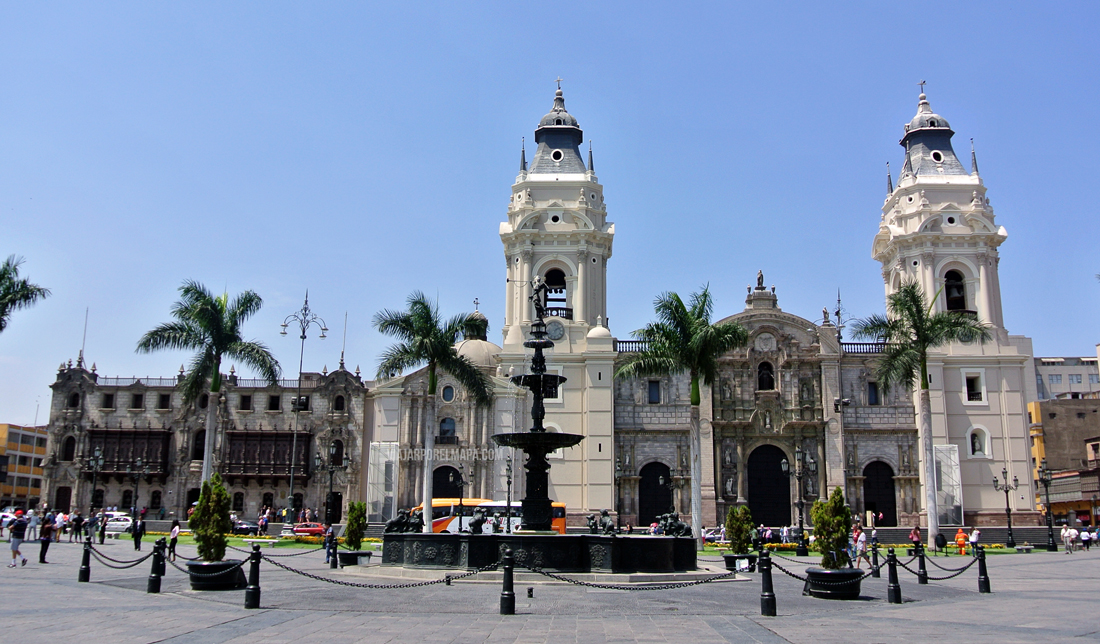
[521, 249, 533, 323]
[576, 249, 588, 323]
[505, 254, 515, 328]
[977, 255, 991, 324]
[736, 438, 747, 503]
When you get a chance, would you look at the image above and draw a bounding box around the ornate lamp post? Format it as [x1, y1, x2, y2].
[126, 458, 148, 517]
[614, 458, 624, 528]
[781, 445, 817, 557]
[1091, 495, 1098, 529]
[659, 467, 685, 514]
[992, 467, 1019, 548]
[281, 293, 327, 523]
[86, 446, 104, 512]
[504, 455, 514, 534]
[313, 442, 349, 525]
[1037, 458, 1057, 552]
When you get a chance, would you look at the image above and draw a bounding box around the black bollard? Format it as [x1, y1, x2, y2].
[244, 544, 262, 609]
[445, 575, 451, 586]
[759, 549, 776, 617]
[916, 542, 928, 585]
[155, 538, 167, 577]
[500, 548, 516, 615]
[527, 587, 534, 599]
[78, 540, 92, 583]
[977, 545, 990, 594]
[871, 544, 880, 579]
[147, 540, 163, 594]
[887, 548, 902, 604]
[330, 540, 338, 570]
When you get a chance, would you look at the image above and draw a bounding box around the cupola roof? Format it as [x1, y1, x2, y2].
[897, 90, 969, 178]
[529, 85, 586, 175]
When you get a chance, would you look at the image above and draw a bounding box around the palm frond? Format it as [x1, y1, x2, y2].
[225, 340, 281, 383]
[181, 349, 217, 405]
[226, 290, 264, 330]
[376, 342, 425, 379]
[136, 321, 207, 353]
[0, 255, 51, 333]
[439, 353, 493, 405]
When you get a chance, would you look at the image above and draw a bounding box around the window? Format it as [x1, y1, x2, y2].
[966, 376, 983, 402]
[121, 489, 133, 509]
[648, 381, 661, 404]
[192, 431, 205, 461]
[1049, 374, 1062, 385]
[441, 386, 454, 403]
[150, 490, 162, 510]
[944, 270, 967, 311]
[36, 437, 46, 448]
[130, 393, 144, 410]
[62, 436, 76, 461]
[1091, 374, 1099, 384]
[232, 492, 245, 512]
[291, 395, 309, 411]
[67, 392, 80, 408]
[91, 489, 104, 508]
[268, 395, 281, 411]
[100, 393, 115, 409]
[544, 268, 568, 312]
[157, 393, 171, 410]
[331, 440, 344, 465]
[758, 362, 775, 391]
[867, 382, 880, 406]
[18, 455, 29, 466]
[438, 418, 457, 445]
[262, 492, 274, 508]
[199, 393, 209, 409]
[1069, 374, 1083, 384]
[334, 395, 346, 411]
[30, 478, 40, 489]
[239, 394, 252, 411]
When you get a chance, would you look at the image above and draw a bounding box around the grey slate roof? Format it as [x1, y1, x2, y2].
[529, 88, 587, 175]
[899, 93, 969, 177]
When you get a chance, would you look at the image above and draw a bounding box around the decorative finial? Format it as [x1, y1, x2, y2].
[91, 363, 97, 373]
[970, 138, 980, 175]
[339, 350, 345, 370]
[918, 79, 926, 96]
[886, 161, 893, 194]
[322, 365, 328, 376]
[473, 297, 480, 311]
[520, 137, 527, 172]
[179, 364, 185, 375]
[355, 365, 361, 377]
[901, 140, 914, 177]
[555, 76, 563, 90]
[229, 365, 235, 375]
[588, 141, 594, 172]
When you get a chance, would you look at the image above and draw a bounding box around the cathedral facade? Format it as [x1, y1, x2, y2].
[41, 87, 1039, 531]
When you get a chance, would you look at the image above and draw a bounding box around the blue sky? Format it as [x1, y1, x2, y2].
[3, 3, 1098, 424]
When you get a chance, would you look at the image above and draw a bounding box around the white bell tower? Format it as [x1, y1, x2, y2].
[498, 85, 616, 521]
[870, 89, 1037, 527]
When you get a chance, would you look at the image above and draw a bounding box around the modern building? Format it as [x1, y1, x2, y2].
[0, 423, 48, 510]
[1028, 397, 1100, 525]
[1031, 356, 1100, 400]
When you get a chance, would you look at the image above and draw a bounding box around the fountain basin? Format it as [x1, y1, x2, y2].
[492, 432, 584, 451]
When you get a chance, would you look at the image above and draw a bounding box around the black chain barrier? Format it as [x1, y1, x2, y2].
[770, 561, 880, 586]
[513, 561, 738, 591]
[165, 557, 247, 578]
[769, 552, 813, 564]
[259, 554, 499, 589]
[89, 549, 155, 570]
[898, 556, 976, 581]
[925, 556, 976, 572]
[228, 544, 326, 558]
[88, 544, 153, 565]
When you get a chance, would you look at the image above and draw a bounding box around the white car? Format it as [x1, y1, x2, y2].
[104, 516, 134, 533]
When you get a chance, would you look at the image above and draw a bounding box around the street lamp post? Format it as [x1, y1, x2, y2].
[1037, 458, 1057, 552]
[126, 458, 149, 518]
[504, 456, 514, 534]
[780, 445, 817, 557]
[448, 465, 467, 529]
[614, 458, 624, 528]
[313, 442, 350, 525]
[659, 467, 684, 514]
[86, 446, 104, 512]
[281, 293, 327, 524]
[992, 467, 1019, 548]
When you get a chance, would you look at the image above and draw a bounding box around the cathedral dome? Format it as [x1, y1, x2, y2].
[538, 89, 580, 127]
[454, 338, 502, 368]
[903, 94, 952, 136]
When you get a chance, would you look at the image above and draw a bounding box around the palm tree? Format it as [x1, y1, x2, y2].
[851, 279, 990, 543]
[373, 291, 493, 532]
[137, 280, 280, 483]
[0, 255, 51, 334]
[615, 285, 749, 549]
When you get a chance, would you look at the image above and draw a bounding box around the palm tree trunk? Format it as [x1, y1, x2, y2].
[422, 397, 436, 533]
[690, 406, 704, 551]
[919, 387, 939, 544]
[201, 392, 217, 483]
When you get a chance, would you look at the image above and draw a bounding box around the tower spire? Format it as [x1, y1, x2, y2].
[901, 140, 914, 177]
[520, 137, 527, 172]
[886, 161, 893, 194]
[970, 138, 980, 175]
[588, 141, 594, 172]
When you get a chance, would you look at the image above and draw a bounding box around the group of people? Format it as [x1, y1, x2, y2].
[4, 508, 87, 567]
[1060, 524, 1098, 553]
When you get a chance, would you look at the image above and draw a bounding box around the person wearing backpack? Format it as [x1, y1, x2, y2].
[7, 510, 29, 568]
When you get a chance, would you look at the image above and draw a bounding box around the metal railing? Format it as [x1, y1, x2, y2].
[97, 377, 180, 387]
[544, 307, 573, 320]
[841, 342, 887, 354]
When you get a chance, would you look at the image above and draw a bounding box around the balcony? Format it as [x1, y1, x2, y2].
[544, 307, 573, 320]
[436, 435, 458, 445]
[615, 339, 649, 353]
[842, 342, 887, 354]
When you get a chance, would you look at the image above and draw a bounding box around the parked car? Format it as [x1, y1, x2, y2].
[292, 522, 325, 536]
[231, 520, 260, 535]
[104, 516, 134, 533]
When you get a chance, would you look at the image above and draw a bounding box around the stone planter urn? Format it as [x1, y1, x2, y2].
[722, 553, 758, 573]
[337, 551, 372, 567]
[186, 560, 247, 591]
[804, 567, 864, 600]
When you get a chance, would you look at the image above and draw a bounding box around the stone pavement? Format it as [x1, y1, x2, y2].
[2, 538, 1098, 643]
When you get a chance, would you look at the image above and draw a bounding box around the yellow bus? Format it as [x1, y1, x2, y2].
[410, 498, 567, 534]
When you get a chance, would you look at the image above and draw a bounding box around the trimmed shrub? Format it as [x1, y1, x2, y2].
[344, 501, 367, 551]
[809, 486, 852, 570]
[190, 473, 232, 562]
[724, 505, 754, 555]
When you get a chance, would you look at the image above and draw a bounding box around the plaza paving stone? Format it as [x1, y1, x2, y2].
[2, 537, 1098, 643]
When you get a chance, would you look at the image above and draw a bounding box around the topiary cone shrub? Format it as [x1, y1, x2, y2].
[344, 501, 367, 551]
[809, 486, 852, 570]
[191, 472, 232, 562]
[725, 504, 754, 555]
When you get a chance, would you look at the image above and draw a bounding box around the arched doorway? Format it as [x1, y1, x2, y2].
[54, 486, 72, 512]
[637, 462, 673, 528]
[433, 465, 462, 499]
[862, 461, 897, 527]
[747, 445, 790, 528]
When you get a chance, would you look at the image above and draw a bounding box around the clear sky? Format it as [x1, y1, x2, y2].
[3, 3, 1098, 425]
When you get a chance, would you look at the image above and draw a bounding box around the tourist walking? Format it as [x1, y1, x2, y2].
[70, 512, 84, 543]
[168, 519, 180, 562]
[38, 518, 54, 563]
[853, 526, 871, 569]
[968, 527, 981, 556]
[132, 517, 146, 551]
[322, 524, 334, 564]
[7, 510, 28, 568]
[1061, 525, 1075, 553]
[25, 511, 39, 541]
[1081, 528, 1091, 551]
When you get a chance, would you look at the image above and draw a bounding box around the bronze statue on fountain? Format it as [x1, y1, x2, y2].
[491, 278, 585, 531]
